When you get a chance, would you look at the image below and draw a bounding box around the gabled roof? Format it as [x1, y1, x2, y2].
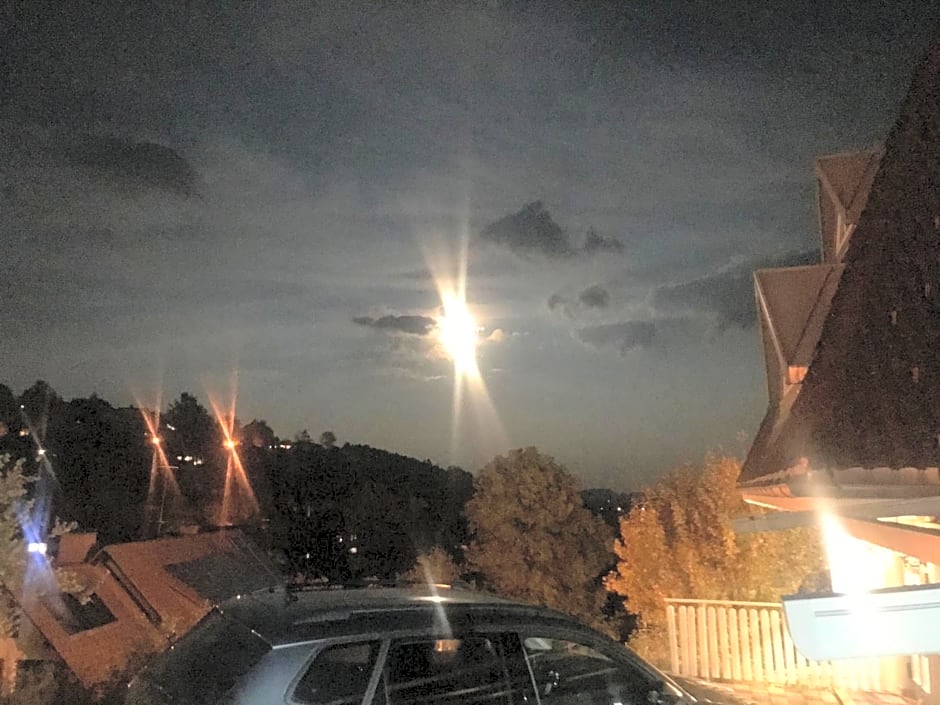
[97, 530, 280, 637]
[742, 42, 940, 483]
[817, 150, 882, 221]
[757, 265, 843, 366]
[817, 148, 882, 263]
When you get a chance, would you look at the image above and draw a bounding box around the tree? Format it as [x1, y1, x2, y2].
[17, 380, 60, 426]
[0, 384, 17, 428]
[465, 448, 613, 630]
[403, 546, 462, 585]
[164, 392, 217, 460]
[0, 454, 89, 637]
[242, 419, 277, 449]
[46, 399, 150, 543]
[605, 454, 825, 659]
[319, 431, 337, 449]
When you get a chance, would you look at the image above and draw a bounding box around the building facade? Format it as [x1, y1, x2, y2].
[739, 43, 940, 698]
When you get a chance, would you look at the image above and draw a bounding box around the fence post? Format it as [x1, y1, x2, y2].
[697, 605, 709, 677]
[739, 608, 753, 681]
[717, 606, 731, 680]
[667, 603, 680, 674]
[729, 607, 742, 681]
[679, 605, 693, 677]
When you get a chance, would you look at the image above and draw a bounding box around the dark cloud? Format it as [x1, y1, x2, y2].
[578, 284, 610, 309]
[66, 136, 198, 195]
[480, 201, 576, 259]
[353, 315, 437, 336]
[548, 285, 610, 318]
[581, 228, 624, 255]
[575, 321, 658, 354]
[547, 293, 570, 314]
[652, 250, 818, 329]
[481, 203, 623, 261]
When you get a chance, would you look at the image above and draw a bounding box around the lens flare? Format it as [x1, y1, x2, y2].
[421, 218, 508, 466]
[136, 391, 182, 538]
[438, 291, 480, 380]
[820, 512, 896, 594]
[207, 372, 260, 527]
[16, 405, 61, 593]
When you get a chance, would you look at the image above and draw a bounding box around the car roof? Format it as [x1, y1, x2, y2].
[218, 584, 583, 647]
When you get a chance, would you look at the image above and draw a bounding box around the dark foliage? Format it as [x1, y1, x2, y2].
[269, 443, 473, 581]
[0, 382, 474, 581]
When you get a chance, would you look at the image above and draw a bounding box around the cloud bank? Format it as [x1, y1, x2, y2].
[353, 315, 437, 336]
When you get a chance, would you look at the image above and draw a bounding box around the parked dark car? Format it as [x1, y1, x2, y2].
[125, 584, 696, 705]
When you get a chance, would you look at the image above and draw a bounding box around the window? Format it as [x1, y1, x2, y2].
[381, 633, 533, 705]
[292, 641, 381, 705]
[522, 636, 657, 705]
[137, 610, 270, 705]
[44, 592, 116, 634]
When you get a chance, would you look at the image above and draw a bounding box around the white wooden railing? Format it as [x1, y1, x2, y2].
[665, 598, 904, 692]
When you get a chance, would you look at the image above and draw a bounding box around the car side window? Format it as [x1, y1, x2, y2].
[522, 636, 655, 705]
[292, 641, 382, 705]
[379, 633, 534, 705]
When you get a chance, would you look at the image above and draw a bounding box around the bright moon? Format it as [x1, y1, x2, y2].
[438, 293, 480, 378]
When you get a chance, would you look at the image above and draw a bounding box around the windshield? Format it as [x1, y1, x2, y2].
[127, 610, 270, 705]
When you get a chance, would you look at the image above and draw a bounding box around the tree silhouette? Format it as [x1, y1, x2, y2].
[164, 392, 218, 460]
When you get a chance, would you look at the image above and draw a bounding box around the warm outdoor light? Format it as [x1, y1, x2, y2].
[151, 435, 162, 446]
[207, 380, 261, 527]
[820, 512, 893, 593]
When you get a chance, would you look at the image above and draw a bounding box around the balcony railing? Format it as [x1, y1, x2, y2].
[664, 598, 908, 692]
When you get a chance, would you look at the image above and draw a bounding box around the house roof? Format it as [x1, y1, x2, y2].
[97, 530, 280, 636]
[816, 150, 882, 224]
[741, 41, 940, 484]
[756, 264, 843, 369]
[816, 148, 882, 263]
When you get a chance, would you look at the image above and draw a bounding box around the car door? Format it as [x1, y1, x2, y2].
[375, 631, 536, 705]
[519, 630, 679, 705]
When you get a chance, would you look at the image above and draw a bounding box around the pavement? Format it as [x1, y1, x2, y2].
[674, 677, 915, 705]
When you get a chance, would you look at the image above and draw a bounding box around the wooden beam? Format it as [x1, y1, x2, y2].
[841, 518, 940, 566]
[735, 496, 940, 533]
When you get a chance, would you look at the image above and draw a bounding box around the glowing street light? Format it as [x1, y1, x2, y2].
[223, 439, 238, 451]
[151, 435, 162, 446]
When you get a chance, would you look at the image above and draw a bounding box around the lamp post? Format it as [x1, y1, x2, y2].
[156, 464, 179, 537]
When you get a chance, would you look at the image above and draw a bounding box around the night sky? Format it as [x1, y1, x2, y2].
[2, 2, 935, 489]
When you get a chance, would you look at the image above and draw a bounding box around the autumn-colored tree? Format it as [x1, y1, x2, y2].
[605, 454, 825, 659]
[403, 546, 463, 585]
[466, 448, 613, 631]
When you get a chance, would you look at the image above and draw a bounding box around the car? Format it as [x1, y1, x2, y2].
[125, 583, 697, 705]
